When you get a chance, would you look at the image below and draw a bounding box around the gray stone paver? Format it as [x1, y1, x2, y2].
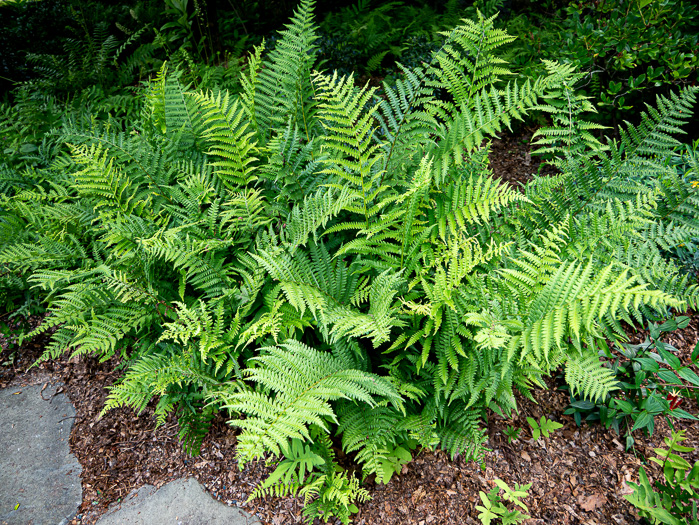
[95, 478, 260, 525]
[1, 382, 258, 525]
[0, 383, 82, 525]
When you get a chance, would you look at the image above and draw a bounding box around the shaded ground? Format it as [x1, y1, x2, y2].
[8, 324, 697, 525]
[488, 128, 559, 188]
[1, 134, 697, 525]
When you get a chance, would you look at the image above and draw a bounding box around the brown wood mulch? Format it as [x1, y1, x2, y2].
[1, 134, 698, 525]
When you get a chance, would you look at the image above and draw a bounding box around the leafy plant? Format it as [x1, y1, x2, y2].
[526, 416, 563, 440]
[505, 0, 699, 123]
[316, 0, 506, 80]
[476, 479, 531, 525]
[503, 425, 521, 443]
[565, 317, 699, 450]
[245, 429, 371, 525]
[624, 429, 699, 525]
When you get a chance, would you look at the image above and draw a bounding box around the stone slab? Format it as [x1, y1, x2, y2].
[0, 383, 82, 525]
[95, 478, 260, 525]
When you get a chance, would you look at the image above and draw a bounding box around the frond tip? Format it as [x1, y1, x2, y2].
[565, 352, 619, 403]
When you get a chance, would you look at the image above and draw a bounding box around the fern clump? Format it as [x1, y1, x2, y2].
[1, 1, 698, 522]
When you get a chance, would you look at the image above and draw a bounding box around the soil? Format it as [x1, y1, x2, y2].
[488, 128, 559, 188]
[1, 133, 697, 525]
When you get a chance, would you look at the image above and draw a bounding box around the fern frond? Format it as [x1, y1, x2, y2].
[189, 90, 259, 188]
[565, 351, 619, 403]
[429, 10, 515, 105]
[314, 71, 385, 224]
[250, 0, 319, 143]
[336, 402, 404, 484]
[216, 340, 402, 464]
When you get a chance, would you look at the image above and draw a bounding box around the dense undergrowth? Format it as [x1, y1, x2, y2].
[2, 0, 699, 523]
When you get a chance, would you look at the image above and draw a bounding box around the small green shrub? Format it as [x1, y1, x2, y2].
[505, 0, 699, 123]
[526, 416, 563, 440]
[477, 479, 531, 525]
[625, 430, 699, 525]
[565, 317, 699, 450]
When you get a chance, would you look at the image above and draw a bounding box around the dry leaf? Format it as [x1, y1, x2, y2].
[411, 487, 425, 504]
[618, 481, 634, 496]
[578, 493, 607, 512]
[521, 451, 532, 462]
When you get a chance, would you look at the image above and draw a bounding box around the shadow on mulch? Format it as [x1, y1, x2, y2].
[488, 129, 559, 189]
[1, 132, 697, 525]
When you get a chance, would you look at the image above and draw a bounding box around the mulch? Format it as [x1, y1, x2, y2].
[488, 128, 560, 189]
[1, 133, 698, 525]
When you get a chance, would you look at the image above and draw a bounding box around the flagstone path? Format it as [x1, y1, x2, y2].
[0, 382, 258, 525]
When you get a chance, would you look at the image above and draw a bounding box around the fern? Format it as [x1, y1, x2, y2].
[189, 89, 260, 188]
[248, 0, 320, 144]
[315, 71, 385, 225]
[215, 340, 401, 464]
[565, 351, 619, 403]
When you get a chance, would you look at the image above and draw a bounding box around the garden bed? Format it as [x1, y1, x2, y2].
[2, 133, 697, 525]
[3, 311, 698, 525]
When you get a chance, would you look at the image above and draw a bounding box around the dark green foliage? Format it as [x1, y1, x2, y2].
[316, 0, 502, 79]
[504, 0, 699, 123]
[0, 0, 75, 91]
[564, 317, 699, 450]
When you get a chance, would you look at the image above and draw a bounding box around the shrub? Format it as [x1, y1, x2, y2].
[504, 0, 699, 124]
[564, 316, 699, 450]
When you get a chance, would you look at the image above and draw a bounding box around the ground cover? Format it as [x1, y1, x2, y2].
[3, 247, 699, 525]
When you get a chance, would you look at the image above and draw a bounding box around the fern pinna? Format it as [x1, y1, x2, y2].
[1, 1, 698, 522]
